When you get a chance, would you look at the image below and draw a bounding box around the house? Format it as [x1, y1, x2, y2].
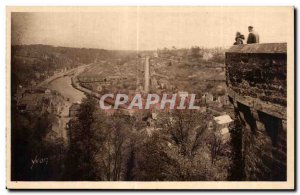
[213, 114, 233, 142]
[45, 89, 51, 95]
[97, 85, 103, 92]
[220, 127, 230, 142]
[208, 121, 214, 130]
[151, 112, 158, 120]
[202, 92, 214, 104]
[158, 78, 170, 90]
[178, 91, 189, 97]
[69, 103, 81, 117]
[151, 77, 159, 89]
[45, 130, 59, 142]
[15, 87, 25, 101]
[217, 95, 230, 106]
[202, 52, 213, 61]
[214, 115, 233, 128]
[35, 72, 41, 79]
[30, 80, 37, 86]
[50, 96, 64, 114]
[17, 94, 38, 112]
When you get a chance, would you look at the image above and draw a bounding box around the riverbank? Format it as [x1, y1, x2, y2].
[43, 64, 91, 143]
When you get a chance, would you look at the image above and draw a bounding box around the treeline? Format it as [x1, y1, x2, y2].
[157, 46, 226, 64]
[12, 44, 137, 65]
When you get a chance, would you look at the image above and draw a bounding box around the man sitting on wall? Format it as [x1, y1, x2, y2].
[247, 26, 259, 44]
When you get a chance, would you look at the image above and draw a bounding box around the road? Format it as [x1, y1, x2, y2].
[144, 56, 150, 93]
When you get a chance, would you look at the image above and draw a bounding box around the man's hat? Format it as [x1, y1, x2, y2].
[248, 26, 253, 29]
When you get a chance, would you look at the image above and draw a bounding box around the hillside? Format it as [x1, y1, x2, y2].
[10, 44, 137, 94]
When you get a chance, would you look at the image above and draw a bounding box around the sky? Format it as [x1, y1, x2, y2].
[11, 7, 293, 50]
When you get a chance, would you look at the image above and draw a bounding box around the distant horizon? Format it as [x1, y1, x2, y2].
[11, 43, 229, 51]
[11, 7, 292, 50]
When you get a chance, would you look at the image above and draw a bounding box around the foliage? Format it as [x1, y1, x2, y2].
[64, 100, 233, 181]
[189, 46, 202, 59]
[65, 96, 135, 181]
[11, 100, 65, 181]
[228, 118, 245, 181]
[64, 96, 99, 180]
[134, 110, 218, 181]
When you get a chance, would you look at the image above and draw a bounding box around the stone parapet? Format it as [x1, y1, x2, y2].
[226, 43, 287, 181]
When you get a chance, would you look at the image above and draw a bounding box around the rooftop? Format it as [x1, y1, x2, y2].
[214, 114, 233, 125]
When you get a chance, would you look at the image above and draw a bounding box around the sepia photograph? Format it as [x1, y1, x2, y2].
[6, 6, 294, 189]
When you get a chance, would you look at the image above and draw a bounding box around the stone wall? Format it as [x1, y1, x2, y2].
[226, 43, 287, 181]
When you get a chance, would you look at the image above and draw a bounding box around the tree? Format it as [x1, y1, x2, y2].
[228, 118, 245, 181]
[189, 46, 202, 59]
[65, 95, 99, 180]
[11, 100, 65, 181]
[133, 132, 169, 181]
[134, 110, 213, 181]
[207, 131, 223, 165]
[211, 50, 225, 64]
[93, 112, 133, 181]
[65, 96, 138, 181]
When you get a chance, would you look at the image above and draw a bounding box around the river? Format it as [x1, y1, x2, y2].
[48, 75, 86, 103]
[46, 75, 86, 143]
